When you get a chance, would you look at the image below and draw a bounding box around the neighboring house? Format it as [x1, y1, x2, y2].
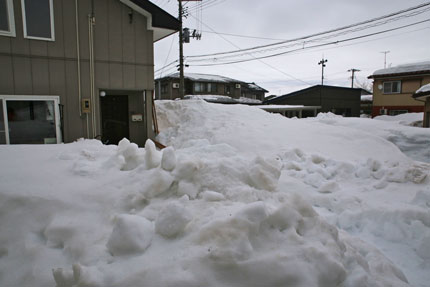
[155, 73, 268, 102]
[368, 61, 430, 117]
[412, 84, 430, 128]
[265, 85, 361, 117]
[0, 0, 179, 146]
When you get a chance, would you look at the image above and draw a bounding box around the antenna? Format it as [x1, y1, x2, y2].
[380, 51, 390, 68]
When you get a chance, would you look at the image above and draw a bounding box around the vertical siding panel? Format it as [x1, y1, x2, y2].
[94, 0, 108, 61]
[31, 58, 50, 94]
[0, 37, 11, 53]
[123, 64, 135, 89]
[48, 0, 65, 58]
[122, 5, 135, 63]
[95, 62, 109, 89]
[49, 59, 66, 96]
[0, 56, 14, 94]
[109, 63, 123, 89]
[10, 0, 30, 56]
[108, 0, 122, 62]
[29, 41, 48, 57]
[65, 60, 84, 141]
[134, 11, 146, 65]
[78, 0, 91, 60]
[62, 0, 77, 58]
[13, 57, 32, 94]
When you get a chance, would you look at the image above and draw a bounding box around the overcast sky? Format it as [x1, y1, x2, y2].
[151, 0, 430, 96]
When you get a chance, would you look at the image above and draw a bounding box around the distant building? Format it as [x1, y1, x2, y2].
[368, 61, 430, 117]
[264, 85, 361, 117]
[155, 73, 268, 103]
[412, 84, 430, 127]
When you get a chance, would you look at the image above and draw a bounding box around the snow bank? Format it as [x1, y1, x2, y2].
[1, 100, 429, 287]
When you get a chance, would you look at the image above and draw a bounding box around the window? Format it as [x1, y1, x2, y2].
[194, 82, 203, 93]
[161, 84, 167, 94]
[225, 85, 231, 95]
[0, 96, 61, 144]
[389, 110, 408, 116]
[21, 0, 54, 41]
[207, 83, 217, 93]
[0, 0, 15, 37]
[383, 81, 401, 94]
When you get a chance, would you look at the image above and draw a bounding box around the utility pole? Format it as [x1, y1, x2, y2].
[178, 0, 185, 98]
[178, 0, 202, 98]
[348, 68, 360, 88]
[318, 58, 328, 86]
[380, 51, 390, 68]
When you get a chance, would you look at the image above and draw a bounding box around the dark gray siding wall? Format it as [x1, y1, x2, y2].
[0, 0, 154, 143]
[271, 87, 361, 117]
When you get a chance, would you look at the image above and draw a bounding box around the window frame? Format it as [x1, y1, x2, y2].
[21, 0, 55, 41]
[383, 81, 401, 94]
[0, 95, 62, 144]
[0, 0, 16, 37]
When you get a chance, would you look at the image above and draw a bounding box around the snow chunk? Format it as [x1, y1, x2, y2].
[144, 139, 161, 169]
[161, 146, 176, 171]
[116, 138, 144, 170]
[155, 202, 192, 238]
[107, 214, 154, 256]
[248, 156, 281, 191]
[200, 190, 225, 201]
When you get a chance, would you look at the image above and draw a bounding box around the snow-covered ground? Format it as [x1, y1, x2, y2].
[0, 100, 429, 287]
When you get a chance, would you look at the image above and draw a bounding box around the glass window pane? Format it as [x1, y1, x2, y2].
[24, 0, 52, 39]
[7, 100, 57, 144]
[0, 0, 9, 31]
[392, 82, 400, 93]
[0, 99, 6, 144]
[383, 82, 391, 94]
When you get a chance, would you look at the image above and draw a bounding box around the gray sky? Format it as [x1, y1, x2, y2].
[151, 0, 430, 96]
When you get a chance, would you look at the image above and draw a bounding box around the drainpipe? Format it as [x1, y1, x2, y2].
[75, 0, 90, 139]
[88, 5, 96, 138]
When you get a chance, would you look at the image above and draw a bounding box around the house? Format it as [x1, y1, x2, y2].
[155, 73, 268, 103]
[368, 61, 430, 117]
[412, 84, 430, 127]
[0, 0, 179, 146]
[264, 85, 361, 117]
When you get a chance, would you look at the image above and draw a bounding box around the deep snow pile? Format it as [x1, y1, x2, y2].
[0, 100, 429, 287]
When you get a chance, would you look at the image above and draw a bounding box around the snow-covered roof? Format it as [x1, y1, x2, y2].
[361, 95, 373, 102]
[163, 72, 240, 83]
[370, 61, 430, 78]
[413, 83, 430, 98]
[416, 83, 430, 94]
[255, 104, 320, 111]
[184, 94, 262, 104]
[158, 73, 268, 92]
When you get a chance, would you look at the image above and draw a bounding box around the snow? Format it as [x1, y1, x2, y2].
[1, 100, 430, 287]
[361, 94, 373, 101]
[185, 94, 262, 104]
[372, 61, 430, 76]
[416, 83, 430, 94]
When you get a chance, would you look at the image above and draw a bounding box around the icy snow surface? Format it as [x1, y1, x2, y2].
[416, 83, 430, 94]
[0, 100, 429, 287]
[372, 61, 430, 76]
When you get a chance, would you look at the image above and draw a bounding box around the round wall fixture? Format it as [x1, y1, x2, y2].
[100, 91, 106, 97]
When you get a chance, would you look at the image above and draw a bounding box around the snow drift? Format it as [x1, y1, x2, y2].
[0, 100, 429, 287]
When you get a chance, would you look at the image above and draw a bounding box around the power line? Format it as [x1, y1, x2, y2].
[187, 19, 430, 66]
[186, 2, 430, 59]
[186, 12, 311, 85]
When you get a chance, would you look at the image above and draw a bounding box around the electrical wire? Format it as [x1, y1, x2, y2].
[187, 19, 430, 66]
[186, 2, 430, 59]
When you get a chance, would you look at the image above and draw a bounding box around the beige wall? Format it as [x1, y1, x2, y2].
[373, 75, 430, 106]
[0, 0, 155, 143]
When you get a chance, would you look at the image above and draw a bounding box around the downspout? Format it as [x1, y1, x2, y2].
[75, 0, 89, 139]
[88, 2, 96, 138]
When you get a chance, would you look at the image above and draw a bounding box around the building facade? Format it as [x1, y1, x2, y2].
[0, 0, 179, 145]
[155, 73, 268, 102]
[265, 85, 362, 117]
[368, 62, 430, 117]
[413, 84, 430, 128]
